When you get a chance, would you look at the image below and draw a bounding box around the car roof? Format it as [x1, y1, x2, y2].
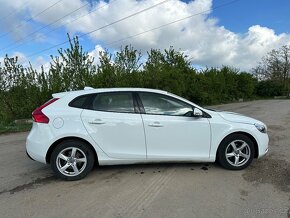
[52, 87, 168, 98]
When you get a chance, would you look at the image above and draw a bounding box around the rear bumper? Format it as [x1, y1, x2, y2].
[26, 135, 47, 163]
[26, 150, 35, 161]
[26, 123, 53, 164]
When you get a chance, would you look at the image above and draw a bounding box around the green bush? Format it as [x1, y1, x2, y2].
[256, 80, 285, 97]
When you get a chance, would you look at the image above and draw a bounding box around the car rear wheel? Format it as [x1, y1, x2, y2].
[217, 134, 255, 170]
[50, 140, 95, 181]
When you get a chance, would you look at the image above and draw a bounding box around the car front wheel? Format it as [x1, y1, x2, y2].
[217, 134, 255, 170]
[50, 140, 95, 181]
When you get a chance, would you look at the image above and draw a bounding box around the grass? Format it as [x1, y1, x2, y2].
[0, 122, 32, 135]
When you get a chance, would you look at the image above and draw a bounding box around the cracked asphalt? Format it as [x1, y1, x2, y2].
[0, 100, 289, 218]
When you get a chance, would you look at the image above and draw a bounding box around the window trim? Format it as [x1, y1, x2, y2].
[68, 91, 211, 118]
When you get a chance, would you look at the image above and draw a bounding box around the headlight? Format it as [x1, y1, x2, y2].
[254, 123, 267, 133]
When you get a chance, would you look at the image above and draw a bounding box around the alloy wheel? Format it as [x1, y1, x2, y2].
[225, 140, 251, 167]
[56, 147, 87, 177]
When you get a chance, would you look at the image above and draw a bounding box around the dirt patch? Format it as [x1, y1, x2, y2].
[0, 176, 55, 195]
[267, 125, 286, 131]
[242, 156, 290, 193]
[239, 189, 248, 196]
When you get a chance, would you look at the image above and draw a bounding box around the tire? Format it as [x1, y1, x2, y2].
[50, 139, 95, 181]
[217, 134, 255, 170]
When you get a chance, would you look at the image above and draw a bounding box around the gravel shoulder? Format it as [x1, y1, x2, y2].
[0, 100, 289, 218]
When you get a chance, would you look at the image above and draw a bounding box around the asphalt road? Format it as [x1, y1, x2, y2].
[0, 100, 289, 218]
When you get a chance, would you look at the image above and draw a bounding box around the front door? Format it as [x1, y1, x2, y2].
[138, 92, 211, 160]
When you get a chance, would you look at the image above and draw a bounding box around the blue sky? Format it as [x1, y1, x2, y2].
[211, 0, 290, 34]
[0, 0, 289, 71]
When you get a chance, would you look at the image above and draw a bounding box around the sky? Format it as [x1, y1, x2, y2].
[0, 0, 289, 71]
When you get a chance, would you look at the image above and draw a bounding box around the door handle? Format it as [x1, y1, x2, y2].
[89, 119, 105, 125]
[148, 121, 163, 127]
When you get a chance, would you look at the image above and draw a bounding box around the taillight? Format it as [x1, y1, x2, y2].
[32, 98, 59, 124]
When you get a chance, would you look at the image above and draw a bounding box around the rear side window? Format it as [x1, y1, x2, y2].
[92, 92, 135, 113]
[69, 95, 91, 109]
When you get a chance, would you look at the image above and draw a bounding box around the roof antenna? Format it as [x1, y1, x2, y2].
[84, 86, 94, 90]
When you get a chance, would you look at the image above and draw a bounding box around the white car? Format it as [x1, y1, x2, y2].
[26, 87, 269, 180]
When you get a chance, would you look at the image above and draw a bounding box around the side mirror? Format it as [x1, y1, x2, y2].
[193, 108, 203, 117]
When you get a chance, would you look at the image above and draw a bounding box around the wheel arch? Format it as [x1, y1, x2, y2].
[217, 131, 259, 158]
[46, 136, 99, 164]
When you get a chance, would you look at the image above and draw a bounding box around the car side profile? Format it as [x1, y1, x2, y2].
[26, 87, 269, 180]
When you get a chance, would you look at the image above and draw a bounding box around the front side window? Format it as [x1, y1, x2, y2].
[92, 92, 135, 113]
[138, 92, 193, 116]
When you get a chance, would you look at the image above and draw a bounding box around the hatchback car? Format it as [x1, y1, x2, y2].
[26, 87, 269, 180]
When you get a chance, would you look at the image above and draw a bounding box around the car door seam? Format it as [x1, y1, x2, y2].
[140, 114, 148, 159]
[208, 118, 212, 158]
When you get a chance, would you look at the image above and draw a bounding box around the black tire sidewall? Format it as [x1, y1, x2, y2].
[50, 139, 95, 181]
[217, 134, 255, 170]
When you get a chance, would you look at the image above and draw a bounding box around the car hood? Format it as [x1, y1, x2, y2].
[216, 111, 263, 125]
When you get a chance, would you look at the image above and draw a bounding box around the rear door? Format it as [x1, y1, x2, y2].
[81, 92, 146, 159]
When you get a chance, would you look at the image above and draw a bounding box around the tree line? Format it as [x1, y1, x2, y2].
[0, 35, 289, 123]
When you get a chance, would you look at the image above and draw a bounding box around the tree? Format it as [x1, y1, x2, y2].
[95, 45, 143, 87]
[0, 56, 22, 121]
[143, 47, 191, 96]
[0, 56, 39, 122]
[48, 34, 96, 91]
[253, 45, 290, 90]
[256, 80, 284, 97]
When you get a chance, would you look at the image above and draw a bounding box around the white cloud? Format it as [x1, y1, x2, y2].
[0, 0, 32, 40]
[31, 55, 50, 71]
[1, 0, 290, 71]
[88, 44, 105, 66]
[0, 51, 27, 65]
[0, 52, 50, 72]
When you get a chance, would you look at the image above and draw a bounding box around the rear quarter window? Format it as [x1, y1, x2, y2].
[69, 94, 91, 109]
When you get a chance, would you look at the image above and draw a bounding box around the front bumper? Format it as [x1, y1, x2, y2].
[257, 133, 269, 158]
